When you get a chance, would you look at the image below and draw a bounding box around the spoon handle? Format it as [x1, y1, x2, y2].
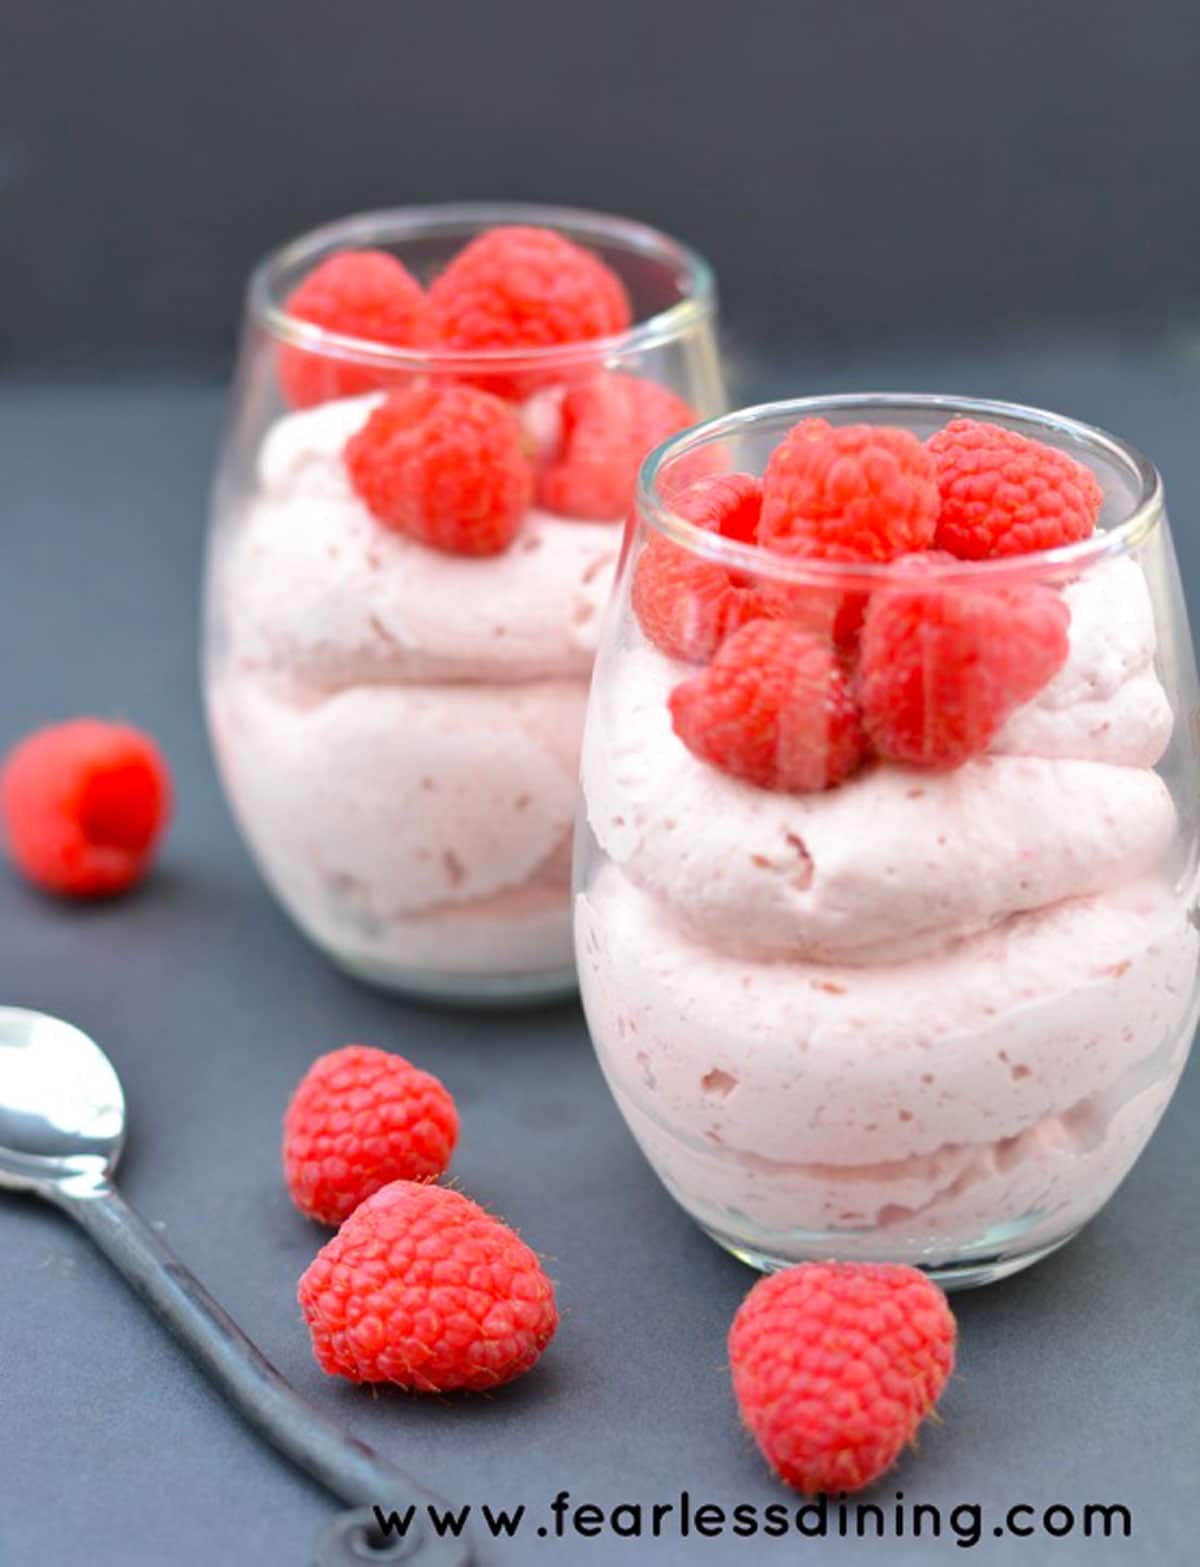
[55, 1182, 472, 1566]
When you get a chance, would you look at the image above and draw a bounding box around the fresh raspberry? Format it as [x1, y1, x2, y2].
[277, 250, 432, 409]
[760, 419, 940, 564]
[344, 384, 533, 555]
[283, 1045, 459, 1227]
[729, 1262, 957, 1495]
[633, 474, 769, 662]
[429, 225, 630, 392]
[761, 570, 871, 654]
[928, 417, 1103, 558]
[2, 719, 171, 898]
[669, 621, 867, 792]
[538, 372, 700, 520]
[661, 470, 763, 546]
[298, 1181, 558, 1393]
[858, 575, 1070, 768]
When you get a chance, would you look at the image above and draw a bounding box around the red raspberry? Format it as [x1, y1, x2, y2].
[859, 575, 1070, 768]
[633, 474, 769, 662]
[277, 250, 432, 409]
[729, 1261, 957, 1495]
[430, 226, 630, 393]
[669, 621, 867, 793]
[298, 1181, 558, 1393]
[760, 419, 940, 564]
[761, 570, 871, 654]
[928, 417, 1103, 558]
[344, 384, 533, 555]
[659, 470, 763, 547]
[538, 372, 700, 520]
[283, 1045, 459, 1227]
[2, 719, 171, 898]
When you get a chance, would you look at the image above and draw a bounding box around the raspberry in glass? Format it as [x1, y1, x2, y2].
[278, 249, 432, 408]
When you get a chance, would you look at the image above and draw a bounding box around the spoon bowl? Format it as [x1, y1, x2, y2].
[0, 1006, 125, 1192]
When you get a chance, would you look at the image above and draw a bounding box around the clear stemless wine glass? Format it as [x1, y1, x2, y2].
[575, 393, 1200, 1287]
[203, 203, 724, 1004]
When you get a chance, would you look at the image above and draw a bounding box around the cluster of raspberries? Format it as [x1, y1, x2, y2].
[282, 1042, 957, 1494]
[635, 417, 1100, 786]
[284, 1043, 556, 1393]
[278, 227, 698, 555]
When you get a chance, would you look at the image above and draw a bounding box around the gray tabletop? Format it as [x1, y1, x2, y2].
[1, 337, 1197, 1566]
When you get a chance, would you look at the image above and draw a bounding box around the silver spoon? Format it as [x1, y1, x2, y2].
[0, 1007, 472, 1566]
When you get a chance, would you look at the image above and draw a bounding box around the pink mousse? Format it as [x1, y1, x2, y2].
[208, 394, 620, 983]
[576, 552, 1197, 1265]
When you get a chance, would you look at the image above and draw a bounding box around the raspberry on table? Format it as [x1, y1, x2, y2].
[298, 1181, 558, 1393]
[344, 384, 533, 555]
[538, 372, 700, 520]
[729, 1261, 957, 1495]
[928, 417, 1103, 558]
[283, 1045, 459, 1226]
[277, 249, 432, 409]
[669, 620, 867, 793]
[760, 419, 940, 563]
[633, 473, 769, 662]
[2, 719, 171, 898]
[429, 226, 630, 394]
[858, 575, 1071, 769]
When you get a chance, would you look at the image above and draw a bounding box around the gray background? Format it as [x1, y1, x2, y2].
[2, 0, 1200, 366]
[2, 4, 1199, 1565]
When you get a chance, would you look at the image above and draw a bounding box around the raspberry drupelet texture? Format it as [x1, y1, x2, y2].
[277, 249, 432, 409]
[429, 227, 631, 378]
[538, 372, 700, 520]
[669, 621, 867, 793]
[729, 1262, 957, 1495]
[283, 1045, 459, 1226]
[760, 565, 871, 655]
[2, 719, 171, 898]
[760, 419, 940, 564]
[633, 473, 769, 662]
[661, 471, 764, 546]
[928, 418, 1103, 558]
[298, 1181, 558, 1393]
[858, 576, 1071, 769]
[344, 384, 533, 556]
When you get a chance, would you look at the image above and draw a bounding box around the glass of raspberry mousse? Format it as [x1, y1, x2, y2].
[203, 204, 723, 1003]
[575, 393, 1200, 1287]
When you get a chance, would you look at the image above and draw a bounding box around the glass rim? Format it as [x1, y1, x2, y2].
[637, 392, 1164, 587]
[247, 201, 717, 375]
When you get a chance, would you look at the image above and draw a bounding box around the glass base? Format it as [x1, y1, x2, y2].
[700, 1221, 1081, 1291]
[326, 946, 579, 1008]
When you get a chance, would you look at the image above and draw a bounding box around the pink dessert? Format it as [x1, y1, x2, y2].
[575, 402, 1200, 1282]
[209, 391, 619, 986]
[204, 212, 720, 1000]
